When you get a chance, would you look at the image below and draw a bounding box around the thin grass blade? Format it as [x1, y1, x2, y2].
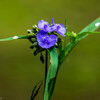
[0, 35, 29, 41]
[76, 32, 100, 41]
[64, 17, 68, 48]
[79, 17, 100, 33]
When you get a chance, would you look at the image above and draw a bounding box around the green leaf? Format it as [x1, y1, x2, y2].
[79, 17, 100, 33]
[44, 47, 58, 100]
[0, 35, 29, 41]
[44, 43, 75, 100]
[76, 32, 100, 41]
[44, 17, 100, 100]
[49, 48, 58, 79]
[77, 17, 100, 41]
[31, 80, 43, 100]
[58, 43, 63, 53]
[58, 17, 100, 68]
[59, 17, 100, 66]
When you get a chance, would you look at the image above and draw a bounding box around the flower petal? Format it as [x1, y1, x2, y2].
[38, 20, 49, 30]
[44, 25, 52, 32]
[52, 18, 55, 25]
[36, 30, 48, 43]
[48, 34, 57, 48]
[56, 24, 66, 36]
[38, 41, 49, 49]
[36, 30, 57, 49]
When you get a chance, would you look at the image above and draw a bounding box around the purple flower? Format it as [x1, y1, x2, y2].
[37, 18, 66, 37]
[38, 20, 54, 32]
[55, 24, 66, 36]
[51, 18, 66, 37]
[36, 30, 57, 49]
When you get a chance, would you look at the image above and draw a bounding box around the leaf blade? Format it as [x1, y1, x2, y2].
[44, 47, 58, 100]
[31, 80, 43, 100]
[49, 48, 58, 79]
[76, 32, 100, 41]
[0, 35, 29, 41]
[44, 17, 100, 100]
[79, 17, 100, 33]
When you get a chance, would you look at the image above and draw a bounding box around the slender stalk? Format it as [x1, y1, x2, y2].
[44, 50, 48, 89]
[64, 17, 68, 48]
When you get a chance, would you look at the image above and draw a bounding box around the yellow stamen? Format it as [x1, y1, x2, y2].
[58, 24, 61, 27]
[44, 22, 48, 25]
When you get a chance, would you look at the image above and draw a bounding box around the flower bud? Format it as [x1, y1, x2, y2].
[55, 43, 58, 48]
[58, 38, 63, 42]
[34, 48, 44, 56]
[32, 25, 39, 33]
[33, 42, 38, 47]
[27, 29, 33, 33]
[31, 38, 37, 42]
[69, 32, 77, 42]
[72, 32, 76, 37]
[40, 53, 44, 63]
[33, 25, 38, 28]
[29, 45, 34, 49]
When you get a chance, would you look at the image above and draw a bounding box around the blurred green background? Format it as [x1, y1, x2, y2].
[0, 0, 100, 100]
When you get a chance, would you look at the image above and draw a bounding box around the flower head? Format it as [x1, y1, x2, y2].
[55, 24, 66, 36]
[38, 20, 54, 32]
[36, 30, 57, 49]
[51, 18, 66, 36]
[36, 19, 66, 49]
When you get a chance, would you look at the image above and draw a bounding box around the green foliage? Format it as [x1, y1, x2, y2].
[0, 17, 100, 100]
[76, 31, 100, 41]
[64, 17, 68, 48]
[49, 48, 58, 79]
[46, 17, 100, 100]
[31, 80, 43, 100]
[0, 35, 29, 41]
[61, 17, 100, 64]
[44, 47, 58, 100]
[77, 17, 100, 41]
[79, 17, 100, 33]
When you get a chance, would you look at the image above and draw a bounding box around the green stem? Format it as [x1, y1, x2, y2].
[44, 50, 48, 90]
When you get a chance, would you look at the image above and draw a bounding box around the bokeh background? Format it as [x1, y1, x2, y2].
[0, 0, 100, 100]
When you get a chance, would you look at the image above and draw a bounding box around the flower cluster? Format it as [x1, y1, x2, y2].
[27, 18, 66, 57]
[36, 18, 66, 49]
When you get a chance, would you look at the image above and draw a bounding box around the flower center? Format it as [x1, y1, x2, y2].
[44, 36, 49, 44]
[44, 22, 48, 25]
[58, 24, 61, 27]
